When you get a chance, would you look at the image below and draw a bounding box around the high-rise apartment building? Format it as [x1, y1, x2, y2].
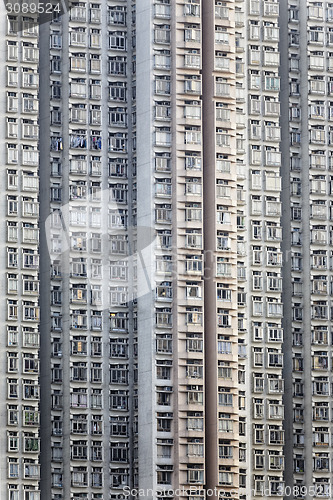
[0, 1, 332, 500]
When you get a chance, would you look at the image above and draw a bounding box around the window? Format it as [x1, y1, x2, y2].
[7, 327, 18, 347]
[184, 101, 201, 119]
[109, 56, 127, 75]
[184, 0, 200, 17]
[110, 416, 128, 436]
[186, 335, 203, 353]
[185, 75, 201, 94]
[7, 405, 18, 425]
[216, 128, 230, 147]
[110, 339, 128, 359]
[71, 467, 88, 487]
[217, 309, 231, 328]
[218, 388, 233, 407]
[71, 363, 87, 381]
[155, 24, 171, 44]
[109, 81, 127, 101]
[187, 387, 203, 404]
[185, 255, 202, 274]
[156, 334, 172, 354]
[109, 31, 126, 50]
[155, 76, 171, 95]
[185, 177, 202, 195]
[187, 413, 203, 431]
[219, 361, 232, 379]
[110, 442, 128, 462]
[186, 307, 202, 325]
[265, 76, 280, 91]
[187, 466, 204, 484]
[110, 364, 128, 384]
[154, 1, 171, 18]
[155, 127, 171, 146]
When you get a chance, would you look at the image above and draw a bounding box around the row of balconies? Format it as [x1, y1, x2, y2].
[7, 196, 38, 218]
[50, 258, 131, 281]
[155, 75, 201, 96]
[251, 274, 283, 293]
[295, 456, 330, 475]
[253, 478, 284, 498]
[51, 390, 130, 411]
[7, 248, 39, 270]
[65, 80, 103, 100]
[52, 416, 112, 437]
[7, 300, 39, 321]
[51, 312, 130, 332]
[7, 326, 39, 349]
[51, 364, 129, 385]
[308, 54, 333, 72]
[51, 31, 128, 51]
[51, 157, 128, 179]
[68, 55, 130, 76]
[6, 121, 38, 140]
[244, 248, 282, 267]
